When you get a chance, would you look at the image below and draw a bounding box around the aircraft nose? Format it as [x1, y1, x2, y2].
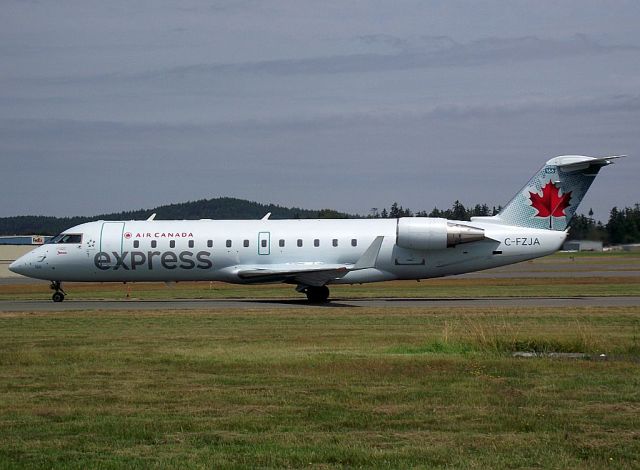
[9, 251, 42, 277]
[8, 257, 28, 275]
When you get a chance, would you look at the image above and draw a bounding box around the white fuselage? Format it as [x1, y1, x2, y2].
[10, 218, 566, 284]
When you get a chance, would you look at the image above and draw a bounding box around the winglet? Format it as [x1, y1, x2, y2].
[261, 212, 271, 220]
[146, 213, 157, 221]
[353, 236, 384, 270]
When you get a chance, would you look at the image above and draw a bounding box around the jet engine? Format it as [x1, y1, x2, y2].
[396, 218, 485, 251]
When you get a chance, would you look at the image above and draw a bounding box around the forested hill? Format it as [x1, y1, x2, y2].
[0, 197, 349, 236]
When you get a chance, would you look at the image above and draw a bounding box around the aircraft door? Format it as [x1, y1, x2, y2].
[99, 222, 125, 263]
[258, 231, 270, 255]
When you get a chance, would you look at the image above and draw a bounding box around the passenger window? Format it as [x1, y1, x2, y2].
[170, 240, 175, 248]
[332, 239, 338, 247]
[133, 240, 139, 248]
[188, 240, 194, 248]
[279, 239, 285, 247]
[151, 240, 157, 248]
[314, 239, 320, 247]
[297, 239, 303, 247]
[351, 239, 357, 247]
[226, 240, 232, 248]
[261, 239, 267, 248]
[243, 240, 250, 248]
[207, 240, 213, 248]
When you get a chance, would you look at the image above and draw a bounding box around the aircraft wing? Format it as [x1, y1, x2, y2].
[236, 236, 385, 286]
[237, 263, 350, 286]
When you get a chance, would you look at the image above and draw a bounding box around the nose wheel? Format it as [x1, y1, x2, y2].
[50, 281, 66, 302]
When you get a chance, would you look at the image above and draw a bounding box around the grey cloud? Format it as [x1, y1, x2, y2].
[355, 34, 460, 53]
[356, 34, 413, 51]
[135, 34, 640, 78]
[6, 34, 637, 86]
[414, 94, 640, 121]
[2, 98, 637, 219]
[232, 93, 640, 130]
[2, 92, 638, 219]
[3, 93, 638, 138]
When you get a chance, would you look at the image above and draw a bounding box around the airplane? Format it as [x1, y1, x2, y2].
[10, 155, 622, 303]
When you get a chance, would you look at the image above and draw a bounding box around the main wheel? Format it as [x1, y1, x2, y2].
[52, 292, 65, 303]
[305, 286, 330, 303]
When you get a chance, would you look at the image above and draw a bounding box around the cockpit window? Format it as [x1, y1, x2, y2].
[48, 233, 83, 244]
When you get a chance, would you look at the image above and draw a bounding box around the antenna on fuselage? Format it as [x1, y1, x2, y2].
[146, 213, 157, 221]
[261, 212, 271, 220]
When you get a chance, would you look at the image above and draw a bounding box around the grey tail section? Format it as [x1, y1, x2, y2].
[474, 155, 622, 231]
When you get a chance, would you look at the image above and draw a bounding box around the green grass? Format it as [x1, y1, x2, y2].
[1, 306, 639, 468]
[2, 276, 638, 301]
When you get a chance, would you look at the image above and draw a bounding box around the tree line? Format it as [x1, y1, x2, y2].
[370, 201, 640, 244]
[569, 205, 640, 244]
[1, 197, 639, 244]
[368, 201, 501, 220]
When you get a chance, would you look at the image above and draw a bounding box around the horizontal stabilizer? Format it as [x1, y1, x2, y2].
[546, 155, 624, 168]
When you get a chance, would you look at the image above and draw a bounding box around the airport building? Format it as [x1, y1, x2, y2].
[562, 240, 604, 252]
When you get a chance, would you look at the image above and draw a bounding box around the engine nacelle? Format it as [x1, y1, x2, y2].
[396, 218, 485, 251]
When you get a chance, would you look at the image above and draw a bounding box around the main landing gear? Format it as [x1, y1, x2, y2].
[50, 281, 66, 302]
[298, 285, 330, 303]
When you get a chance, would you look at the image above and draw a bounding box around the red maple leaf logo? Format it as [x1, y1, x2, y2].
[529, 181, 572, 218]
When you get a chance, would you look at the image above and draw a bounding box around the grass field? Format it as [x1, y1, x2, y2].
[2, 275, 640, 301]
[1, 307, 639, 468]
[1, 252, 639, 468]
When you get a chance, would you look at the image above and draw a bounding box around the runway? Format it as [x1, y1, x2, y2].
[0, 296, 638, 312]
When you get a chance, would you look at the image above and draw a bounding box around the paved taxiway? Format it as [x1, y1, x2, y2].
[0, 296, 638, 312]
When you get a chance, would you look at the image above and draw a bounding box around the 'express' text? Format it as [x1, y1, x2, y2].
[94, 250, 212, 270]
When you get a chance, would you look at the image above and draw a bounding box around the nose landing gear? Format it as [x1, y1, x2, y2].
[50, 281, 66, 302]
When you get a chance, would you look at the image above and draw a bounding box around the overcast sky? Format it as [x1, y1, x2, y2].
[1, 1, 639, 220]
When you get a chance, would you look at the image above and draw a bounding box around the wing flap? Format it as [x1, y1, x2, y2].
[237, 264, 349, 286]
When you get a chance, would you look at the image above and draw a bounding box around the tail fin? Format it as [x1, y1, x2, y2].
[488, 155, 622, 231]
